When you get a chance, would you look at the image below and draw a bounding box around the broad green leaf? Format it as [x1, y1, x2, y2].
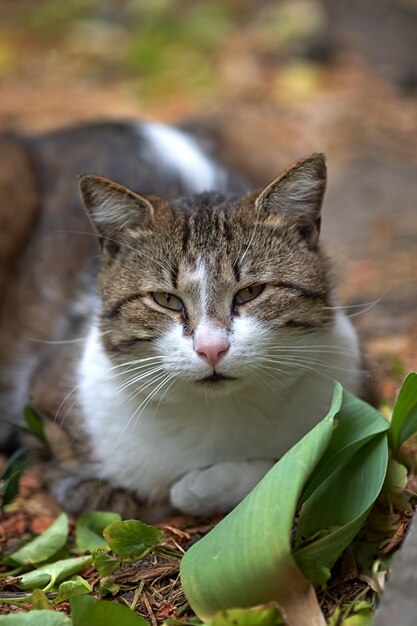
[75, 511, 121, 552]
[11, 513, 69, 565]
[17, 555, 91, 591]
[103, 520, 163, 558]
[24, 404, 47, 443]
[294, 435, 388, 584]
[31, 588, 53, 610]
[389, 373, 417, 453]
[297, 433, 388, 538]
[0, 611, 71, 625]
[209, 606, 284, 626]
[300, 390, 389, 505]
[180, 383, 342, 624]
[70, 595, 149, 626]
[53, 576, 92, 603]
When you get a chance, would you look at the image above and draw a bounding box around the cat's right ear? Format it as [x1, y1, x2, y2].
[79, 174, 154, 254]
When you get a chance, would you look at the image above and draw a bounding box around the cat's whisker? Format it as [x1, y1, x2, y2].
[55, 357, 164, 424]
[322, 292, 386, 319]
[260, 357, 363, 382]
[121, 371, 168, 404]
[107, 356, 165, 372]
[113, 365, 166, 392]
[251, 367, 288, 403]
[263, 352, 364, 372]
[120, 368, 168, 399]
[266, 345, 360, 356]
[122, 373, 175, 438]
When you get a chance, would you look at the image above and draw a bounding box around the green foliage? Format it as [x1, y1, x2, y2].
[23, 405, 46, 443]
[0, 612, 71, 625]
[180, 375, 417, 622]
[70, 595, 149, 626]
[75, 511, 121, 552]
[0, 448, 29, 510]
[0, 404, 46, 510]
[103, 519, 164, 558]
[11, 513, 69, 565]
[209, 606, 284, 626]
[17, 555, 92, 592]
[53, 577, 92, 604]
[389, 372, 417, 453]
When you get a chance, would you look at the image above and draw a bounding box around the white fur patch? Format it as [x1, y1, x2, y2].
[78, 311, 361, 513]
[140, 122, 226, 193]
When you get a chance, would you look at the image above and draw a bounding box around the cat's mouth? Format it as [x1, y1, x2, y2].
[197, 372, 237, 384]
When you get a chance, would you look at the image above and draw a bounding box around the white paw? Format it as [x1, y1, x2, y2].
[169, 460, 275, 516]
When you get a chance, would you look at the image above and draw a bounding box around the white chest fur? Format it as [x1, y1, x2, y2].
[78, 313, 360, 504]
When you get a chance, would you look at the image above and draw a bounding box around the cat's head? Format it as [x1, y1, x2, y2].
[79, 154, 333, 394]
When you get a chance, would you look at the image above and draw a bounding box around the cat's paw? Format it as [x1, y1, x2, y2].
[169, 460, 275, 516]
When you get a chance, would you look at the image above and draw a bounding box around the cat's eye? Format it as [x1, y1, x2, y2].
[152, 291, 184, 311]
[234, 284, 265, 306]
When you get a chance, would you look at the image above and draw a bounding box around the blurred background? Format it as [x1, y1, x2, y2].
[0, 0, 416, 397]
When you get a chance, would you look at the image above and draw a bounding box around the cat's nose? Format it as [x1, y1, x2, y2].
[194, 336, 230, 368]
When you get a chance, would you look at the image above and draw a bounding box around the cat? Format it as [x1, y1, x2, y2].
[0, 120, 362, 520]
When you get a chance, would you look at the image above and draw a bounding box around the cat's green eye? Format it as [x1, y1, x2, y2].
[153, 292, 184, 312]
[234, 284, 265, 306]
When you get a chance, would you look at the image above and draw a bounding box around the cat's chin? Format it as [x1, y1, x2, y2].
[194, 373, 242, 394]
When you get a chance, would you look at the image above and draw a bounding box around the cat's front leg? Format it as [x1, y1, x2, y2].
[43, 462, 173, 522]
[170, 460, 275, 516]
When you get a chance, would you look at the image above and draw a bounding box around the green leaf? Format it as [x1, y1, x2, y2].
[210, 606, 284, 626]
[75, 511, 121, 552]
[92, 549, 121, 576]
[31, 588, 53, 610]
[389, 373, 417, 453]
[103, 520, 164, 558]
[24, 405, 46, 443]
[0, 611, 71, 625]
[53, 576, 92, 603]
[17, 555, 91, 591]
[0, 448, 29, 509]
[70, 595, 149, 626]
[180, 383, 342, 623]
[99, 576, 120, 597]
[299, 390, 389, 506]
[294, 434, 388, 585]
[11, 513, 69, 565]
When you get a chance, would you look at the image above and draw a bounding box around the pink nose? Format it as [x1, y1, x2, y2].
[194, 336, 230, 368]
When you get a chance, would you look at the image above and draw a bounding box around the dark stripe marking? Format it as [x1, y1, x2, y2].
[232, 260, 241, 283]
[102, 292, 144, 319]
[284, 320, 321, 330]
[109, 337, 153, 351]
[170, 264, 179, 290]
[182, 214, 191, 252]
[276, 282, 323, 301]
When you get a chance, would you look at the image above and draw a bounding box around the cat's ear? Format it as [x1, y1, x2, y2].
[256, 153, 326, 246]
[79, 174, 154, 251]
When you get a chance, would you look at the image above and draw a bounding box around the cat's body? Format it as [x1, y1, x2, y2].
[0, 121, 361, 519]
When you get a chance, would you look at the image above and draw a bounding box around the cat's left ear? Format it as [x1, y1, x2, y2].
[256, 153, 326, 246]
[79, 174, 154, 247]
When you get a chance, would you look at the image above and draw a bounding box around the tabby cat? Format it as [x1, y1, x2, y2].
[0, 121, 361, 520]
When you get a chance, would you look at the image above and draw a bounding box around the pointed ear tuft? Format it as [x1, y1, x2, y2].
[79, 174, 154, 245]
[256, 153, 327, 244]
